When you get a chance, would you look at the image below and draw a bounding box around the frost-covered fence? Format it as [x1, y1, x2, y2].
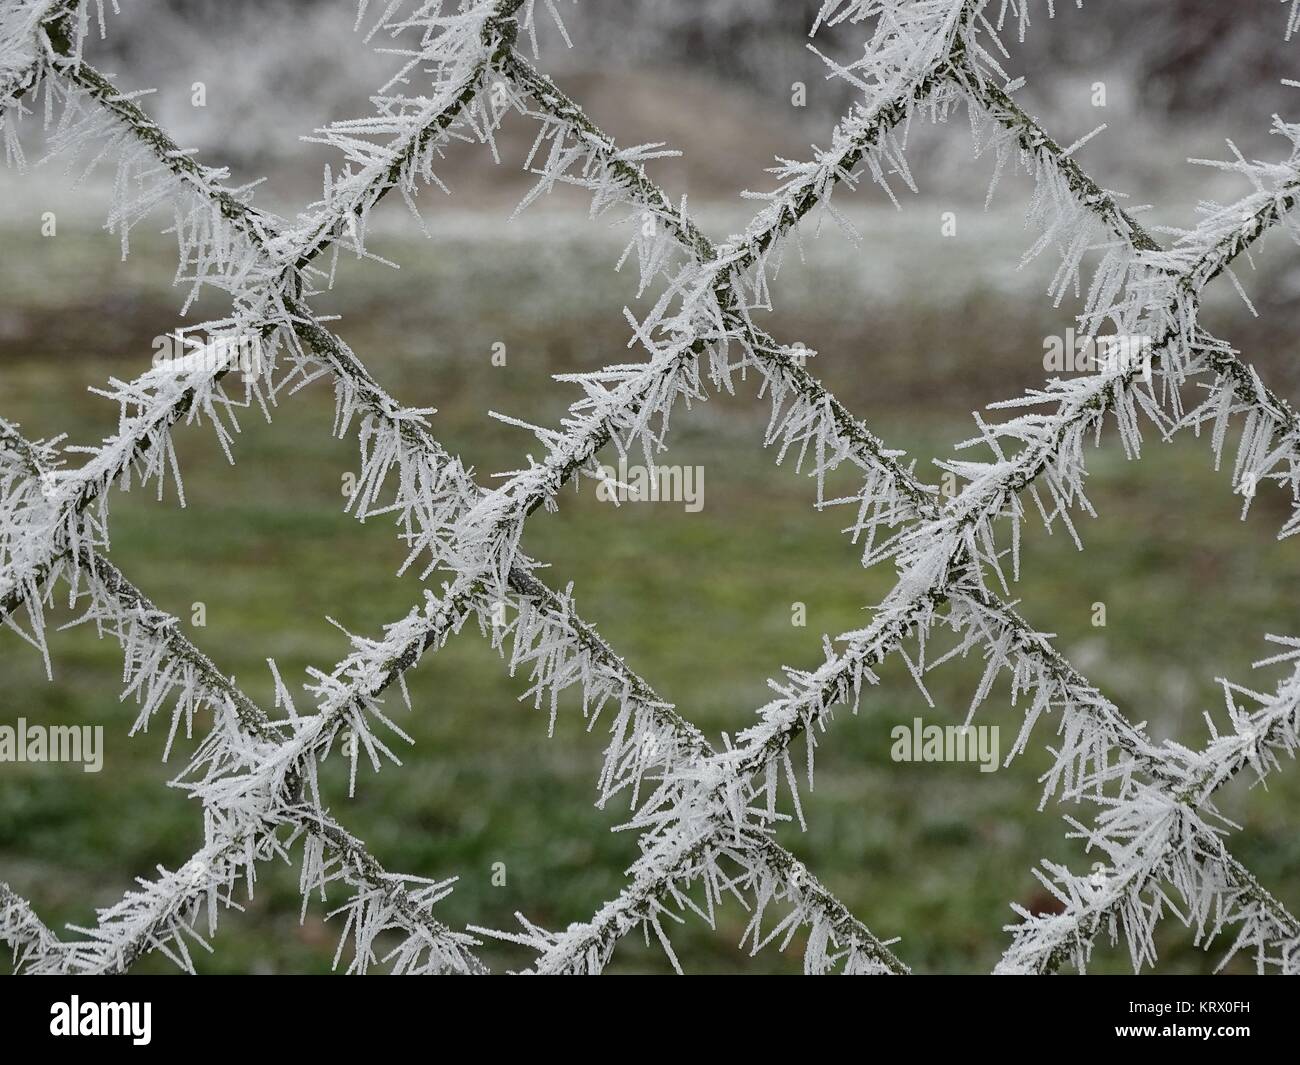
[2, 0, 1300, 975]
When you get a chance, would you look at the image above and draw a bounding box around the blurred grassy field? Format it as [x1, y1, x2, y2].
[2, 200, 1300, 974]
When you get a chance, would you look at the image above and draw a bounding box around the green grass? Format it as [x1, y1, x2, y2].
[2, 213, 1299, 974]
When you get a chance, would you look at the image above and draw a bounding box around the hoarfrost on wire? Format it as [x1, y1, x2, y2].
[1, 0, 1299, 974]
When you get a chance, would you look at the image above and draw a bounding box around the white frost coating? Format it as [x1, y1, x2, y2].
[3, 0, 1300, 975]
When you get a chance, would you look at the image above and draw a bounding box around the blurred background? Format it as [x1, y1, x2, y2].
[2, 0, 1299, 973]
